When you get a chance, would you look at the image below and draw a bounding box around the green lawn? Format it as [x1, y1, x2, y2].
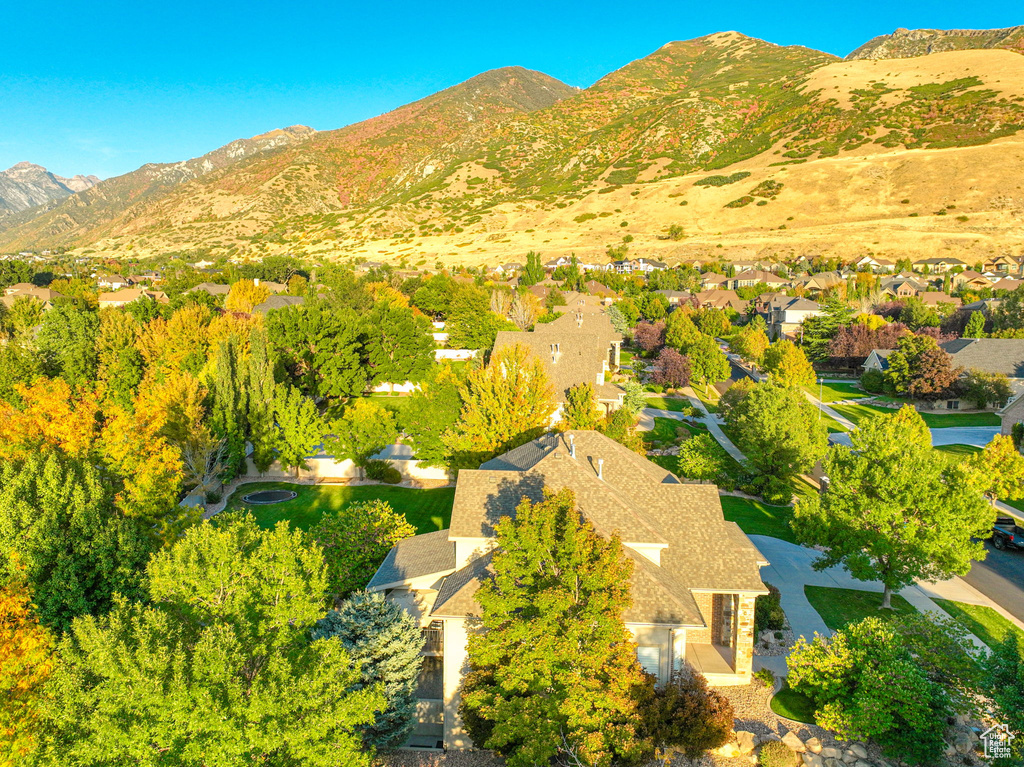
[1002, 497, 1024, 515]
[642, 417, 689, 446]
[802, 382, 865, 403]
[227, 482, 455, 534]
[934, 444, 984, 459]
[770, 680, 816, 724]
[826, 402, 1000, 429]
[719, 495, 796, 543]
[645, 396, 690, 412]
[931, 599, 1024, 648]
[366, 394, 416, 427]
[804, 585, 917, 631]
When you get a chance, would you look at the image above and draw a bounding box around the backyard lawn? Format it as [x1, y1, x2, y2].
[934, 444, 983, 460]
[932, 599, 1024, 647]
[802, 382, 865, 403]
[804, 585, 916, 631]
[770, 680, 816, 724]
[719, 495, 796, 543]
[227, 482, 455, 534]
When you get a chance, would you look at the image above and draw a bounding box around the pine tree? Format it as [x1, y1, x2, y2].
[312, 591, 424, 749]
[460, 489, 650, 767]
[801, 295, 855, 361]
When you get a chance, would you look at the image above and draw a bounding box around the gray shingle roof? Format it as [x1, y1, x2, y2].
[253, 295, 304, 314]
[366, 530, 456, 590]
[939, 339, 1024, 378]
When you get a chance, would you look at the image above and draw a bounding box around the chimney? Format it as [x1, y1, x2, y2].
[569, 434, 576, 459]
[550, 342, 561, 363]
[253, 278, 261, 286]
[597, 458, 604, 481]
[576, 312, 583, 328]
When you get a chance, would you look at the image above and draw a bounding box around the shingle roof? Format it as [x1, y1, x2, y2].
[939, 339, 1024, 378]
[253, 295, 304, 314]
[440, 431, 767, 623]
[366, 530, 455, 590]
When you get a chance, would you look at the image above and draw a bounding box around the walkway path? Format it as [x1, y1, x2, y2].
[802, 391, 857, 430]
[639, 388, 748, 464]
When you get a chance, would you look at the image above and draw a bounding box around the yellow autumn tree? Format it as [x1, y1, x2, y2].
[0, 379, 101, 461]
[0, 568, 55, 766]
[137, 304, 213, 379]
[224, 279, 271, 313]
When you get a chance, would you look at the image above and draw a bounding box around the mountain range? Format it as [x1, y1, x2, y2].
[2, 26, 1023, 265]
[0, 163, 100, 217]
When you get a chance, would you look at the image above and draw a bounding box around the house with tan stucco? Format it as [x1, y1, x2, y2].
[367, 430, 769, 751]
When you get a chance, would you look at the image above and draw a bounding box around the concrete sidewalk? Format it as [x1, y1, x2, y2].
[748, 535, 1020, 674]
[802, 391, 857, 430]
[638, 391, 748, 465]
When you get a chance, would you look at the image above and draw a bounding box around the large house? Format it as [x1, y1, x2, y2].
[98, 288, 170, 308]
[368, 430, 768, 750]
[0, 284, 64, 310]
[757, 295, 822, 340]
[726, 270, 789, 291]
[912, 257, 968, 274]
[492, 309, 623, 418]
[984, 255, 1024, 276]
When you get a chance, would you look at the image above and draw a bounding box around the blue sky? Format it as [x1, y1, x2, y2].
[4, 0, 1021, 179]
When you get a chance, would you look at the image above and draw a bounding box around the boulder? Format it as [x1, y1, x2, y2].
[855, 761, 874, 767]
[819, 747, 842, 760]
[735, 731, 757, 755]
[802, 753, 824, 767]
[849, 743, 869, 760]
[821, 758, 843, 767]
[951, 731, 975, 755]
[782, 731, 807, 753]
[805, 737, 823, 754]
[713, 742, 742, 758]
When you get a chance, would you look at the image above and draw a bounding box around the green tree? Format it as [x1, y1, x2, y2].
[967, 434, 1024, 502]
[37, 514, 382, 767]
[0, 343, 44, 405]
[729, 324, 769, 365]
[36, 302, 100, 386]
[459, 489, 650, 767]
[963, 368, 1013, 410]
[992, 286, 1024, 332]
[620, 378, 647, 415]
[788, 617, 963, 764]
[207, 338, 247, 478]
[402, 363, 465, 468]
[0, 451, 154, 632]
[312, 591, 423, 748]
[327, 399, 399, 466]
[95, 310, 144, 410]
[676, 433, 727, 482]
[267, 301, 366, 400]
[793, 406, 992, 608]
[986, 632, 1024, 763]
[364, 300, 434, 390]
[519, 251, 545, 287]
[694, 307, 731, 338]
[883, 335, 959, 400]
[310, 500, 415, 599]
[963, 310, 986, 338]
[272, 384, 325, 473]
[561, 382, 602, 430]
[686, 334, 730, 394]
[411, 274, 456, 318]
[761, 340, 816, 387]
[664, 310, 700, 351]
[446, 285, 515, 349]
[800, 295, 855, 361]
[443, 344, 556, 468]
[7, 296, 44, 336]
[246, 328, 279, 473]
[727, 383, 827, 479]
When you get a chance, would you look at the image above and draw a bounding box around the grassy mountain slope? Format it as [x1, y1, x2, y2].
[847, 26, 1024, 61]
[2, 30, 1024, 264]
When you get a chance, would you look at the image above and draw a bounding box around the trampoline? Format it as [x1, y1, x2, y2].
[242, 489, 297, 505]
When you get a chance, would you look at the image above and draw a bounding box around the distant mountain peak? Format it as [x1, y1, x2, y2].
[847, 25, 1024, 60]
[0, 162, 100, 217]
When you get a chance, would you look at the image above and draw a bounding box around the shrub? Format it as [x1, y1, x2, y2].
[762, 476, 794, 506]
[755, 583, 786, 633]
[861, 368, 885, 393]
[1012, 422, 1024, 450]
[725, 196, 754, 208]
[759, 740, 798, 767]
[638, 672, 734, 760]
[694, 171, 751, 187]
[364, 460, 402, 484]
[753, 667, 776, 688]
[205, 490, 222, 504]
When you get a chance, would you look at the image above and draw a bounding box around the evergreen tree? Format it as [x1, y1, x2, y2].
[801, 295, 855, 361]
[312, 591, 424, 749]
[519, 251, 545, 287]
[664, 310, 700, 351]
[793, 407, 992, 608]
[963, 310, 986, 338]
[246, 328, 279, 473]
[460, 490, 650, 767]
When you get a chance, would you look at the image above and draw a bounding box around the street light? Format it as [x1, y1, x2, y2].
[818, 377, 823, 420]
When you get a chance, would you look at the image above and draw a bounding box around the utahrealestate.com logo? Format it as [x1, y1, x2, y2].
[981, 724, 1015, 760]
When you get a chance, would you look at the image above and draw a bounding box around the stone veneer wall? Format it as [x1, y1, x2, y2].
[734, 595, 756, 679]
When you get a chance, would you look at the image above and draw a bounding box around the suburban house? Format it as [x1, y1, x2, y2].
[97, 274, 134, 290]
[758, 295, 822, 340]
[912, 257, 968, 274]
[97, 288, 170, 308]
[693, 289, 748, 314]
[950, 271, 993, 291]
[699, 272, 729, 290]
[850, 255, 896, 272]
[186, 282, 231, 297]
[367, 430, 768, 750]
[796, 271, 844, 295]
[999, 394, 1024, 436]
[0, 285, 63, 310]
[991, 277, 1024, 293]
[726, 269, 789, 290]
[252, 295, 304, 314]
[879, 274, 928, 299]
[654, 289, 694, 308]
[864, 339, 1024, 407]
[917, 291, 961, 309]
[984, 255, 1024, 276]
[612, 257, 668, 274]
[492, 309, 624, 419]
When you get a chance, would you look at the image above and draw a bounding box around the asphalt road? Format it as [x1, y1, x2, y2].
[963, 541, 1024, 623]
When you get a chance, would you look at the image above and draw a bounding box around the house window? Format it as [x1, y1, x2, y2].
[947, 400, 960, 410]
[636, 646, 660, 678]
